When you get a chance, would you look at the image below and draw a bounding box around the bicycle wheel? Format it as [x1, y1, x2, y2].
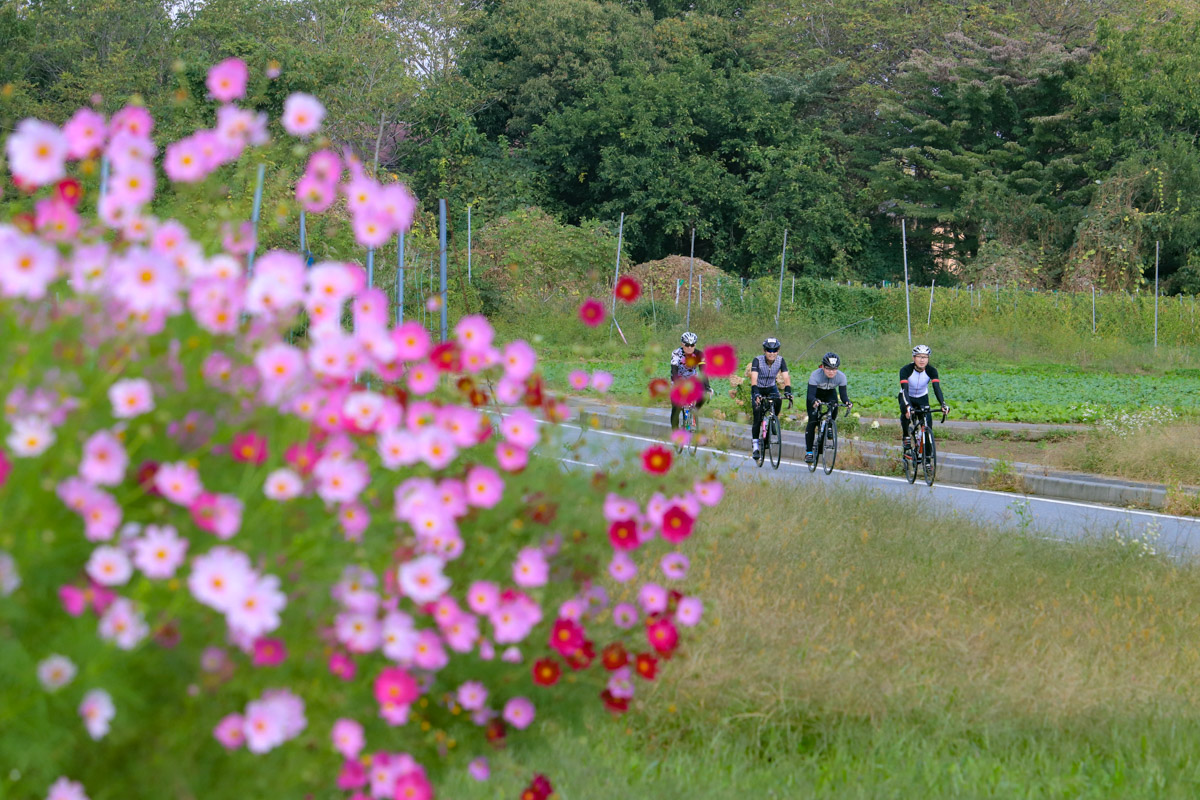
[904, 424, 919, 484]
[768, 415, 782, 469]
[822, 416, 838, 474]
[923, 424, 937, 486]
[807, 418, 820, 473]
[673, 409, 686, 453]
[688, 413, 700, 456]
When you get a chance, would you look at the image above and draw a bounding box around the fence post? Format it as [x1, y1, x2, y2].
[439, 199, 448, 341]
[675, 279, 681, 306]
[901, 218, 912, 345]
[775, 228, 789, 327]
[686, 227, 696, 329]
[247, 163, 266, 276]
[1154, 240, 1160, 349]
[467, 205, 472, 285]
[791, 274, 795, 305]
[610, 212, 625, 321]
[699, 274, 703, 308]
[927, 279, 935, 326]
[650, 282, 657, 328]
[396, 231, 406, 325]
[1091, 285, 1096, 334]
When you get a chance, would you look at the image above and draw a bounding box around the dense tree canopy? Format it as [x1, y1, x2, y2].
[3, 0, 1199, 290]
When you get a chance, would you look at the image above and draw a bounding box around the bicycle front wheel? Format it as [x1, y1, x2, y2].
[904, 426, 918, 484]
[923, 426, 937, 486]
[688, 413, 700, 456]
[768, 415, 782, 469]
[822, 417, 838, 474]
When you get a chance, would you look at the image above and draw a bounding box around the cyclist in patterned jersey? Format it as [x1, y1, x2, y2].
[805, 352, 852, 463]
[899, 344, 949, 449]
[749, 337, 792, 456]
[669, 331, 712, 431]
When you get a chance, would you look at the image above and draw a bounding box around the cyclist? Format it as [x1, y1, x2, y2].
[899, 344, 949, 450]
[748, 337, 792, 457]
[669, 331, 712, 431]
[805, 352, 852, 463]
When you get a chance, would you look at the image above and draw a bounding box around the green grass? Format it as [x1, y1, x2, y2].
[441, 480, 1200, 798]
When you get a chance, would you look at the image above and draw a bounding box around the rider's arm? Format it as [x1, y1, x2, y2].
[898, 363, 914, 402]
[779, 370, 791, 394]
[927, 365, 946, 405]
[838, 381, 849, 405]
[806, 380, 818, 410]
[670, 363, 681, 381]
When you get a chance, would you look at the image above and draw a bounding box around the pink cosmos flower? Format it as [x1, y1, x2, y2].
[98, 598, 149, 650]
[338, 502, 370, 541]
[502, 696, 535, 730]
[329, 651, 357, 681]
[578, 297, 605, 327]
[0, 230, 59, 300]
[454, 314, 494, 352]
[64, 107, 107, 158]
[154, 461, 203, 506]
[612, 602, 639, 630]
[661, 552, 690, 580]
[467, 581, 501, 615]
[86, 545, 132, 587]
[282, 92, 325, 137]
[397, 554, 450, 605]
[79, 688, 115, 740]
[164, 135, 208, 183]
[591, 370, 614, 393]
[381, 611, 419, 662]
[464, 465, 503, 508]
[188, 546, 255, 614]
[413, 629, 449, 671]
[109, 378, 154, 419]
[7, 119, 67, 188]
[502, 339, 537, 381]
[638, 583, 669, 615]
[374, 666, 420, 707]
[568, 370, 589, 390]
[296, 174, 336, 212]
[242, 698, 286, 754]
[495, 442, 528, 473]
[47, 777, 90, 800]
[338, 760, 368, 791]
[494, 377, 523, 405]
[214, 713, 245, 750]
[676, 596, 704, 627]
[313, 456, 370, 505]
[37, 654, 77, 691]
[695, 479, 724, 507]
[230, 431, 268, 466]
[393, 771, 434, 800]
[468, 757, 490, 782]
[132, 524, 188, 579]
[110, 106, 154, 139]
[405, 361, 439, 395]
[252, 637, 288, 667]
[608, 552, 637, 583]
[7, 416, 55, 457]
[227, 573, 286, 637]
[263, 468, 303, 500]
[457, 680, 488, 711]
[207, 58, 249, 102]
[513, 547, 549, 588]
[336, 611, 382, 654]
[331, 718, 364, 760]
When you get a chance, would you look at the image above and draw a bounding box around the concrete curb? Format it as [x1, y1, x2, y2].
[576, 407, 1182, 510]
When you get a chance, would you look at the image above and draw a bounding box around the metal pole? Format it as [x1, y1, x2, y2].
[1154, 240, 1160, 348]
[775, 229, 788, 326]
[610, 212, 625, 319]
[791, 274, 795, 305]
[1092, 285, 1096, 334]
[366, 248, 375, 290]
[650, 282, 657, 328]
[247, 163, 266, 275]
[686, 227, 696, 328]
[397, 232, 406, 325]
[467, 205, 472, 285]
[927, 279, 935, 326]
[439, 199, 448, 341]
[699, 275, 703, 308]
[901, 219, 912, 345]
[99, 156, 110, 208]
[300, 210, 307, 260]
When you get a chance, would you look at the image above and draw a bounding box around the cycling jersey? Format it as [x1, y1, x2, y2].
[670, 347, 703, 380]
[899, 363, 944, 404]
[751, 355, 788, 389]
[806, 368, 848, 404]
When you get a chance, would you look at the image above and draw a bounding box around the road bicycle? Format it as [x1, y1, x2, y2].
[809, 401, 850, 475]
[903, 403, 948, 486]
[753, 393, 792, 469]
[675, 402, 700, 456]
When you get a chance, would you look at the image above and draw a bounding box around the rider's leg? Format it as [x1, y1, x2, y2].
[670, 404, 682, 430]
[751, 398, 765, 450]
[805, 411, 819, 453]
[898, 393, 910, 444]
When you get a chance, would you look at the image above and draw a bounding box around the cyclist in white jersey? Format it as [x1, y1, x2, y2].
[899, 344, 949, 449]
[749, 337, 792, 455]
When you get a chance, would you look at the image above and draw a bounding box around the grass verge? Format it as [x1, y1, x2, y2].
[444, 480, 1200, 798]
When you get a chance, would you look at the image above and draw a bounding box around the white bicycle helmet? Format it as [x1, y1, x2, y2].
[681, 332, 698, 346]
[912, 344, 931, 356]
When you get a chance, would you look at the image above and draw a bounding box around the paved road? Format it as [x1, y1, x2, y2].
[541, 422, 1200, 558]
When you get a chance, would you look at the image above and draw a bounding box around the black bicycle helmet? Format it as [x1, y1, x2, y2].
[821, 352, 841, 369]
[762, 337, 781, 352]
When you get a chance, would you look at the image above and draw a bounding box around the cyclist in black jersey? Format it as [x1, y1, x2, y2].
[669, 331, 712, 430]
[899, 344, 949, 448]
[805, 352, 852, 463]
[748, 337, 792, 456]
